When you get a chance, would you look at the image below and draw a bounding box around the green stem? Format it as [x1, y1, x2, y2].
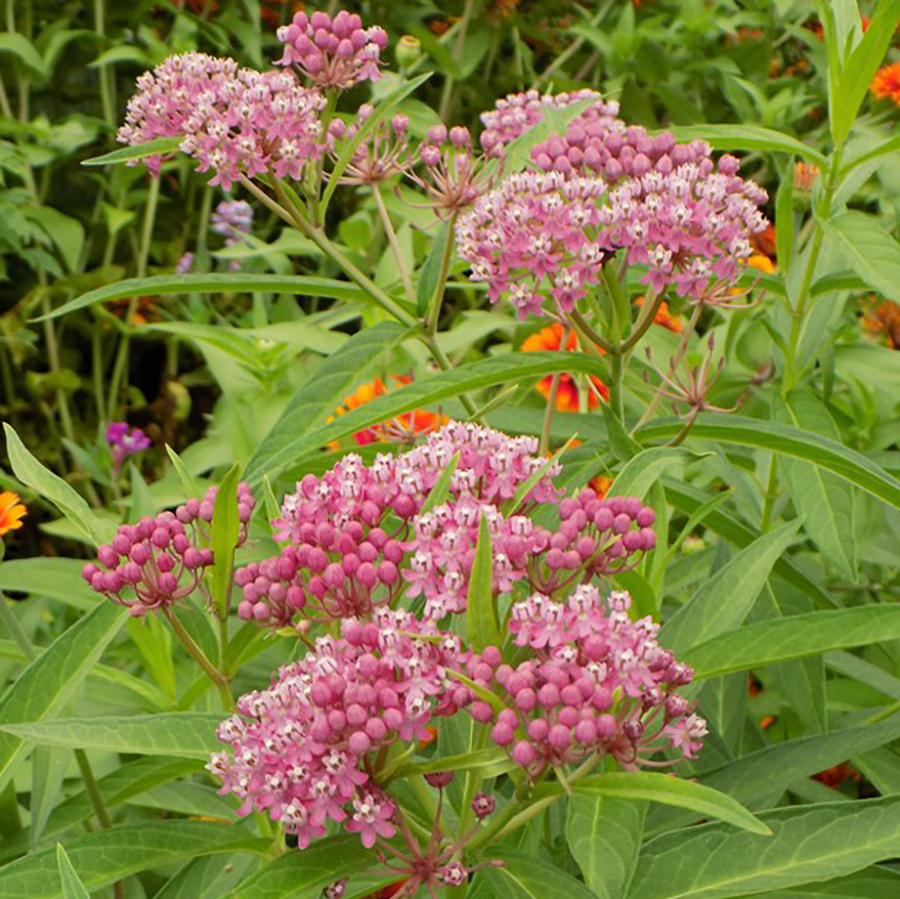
[93, 0, 115, 126]
[426, 215, 458, 337]
[569, 309, 616, 355]
[165, 607, 233, 709]
[536, 0, 612, 85]
[609, 353, 625, 421]
[539, 373, 562, 456]
[759, 454, 779, 532]
[438, 0, 475, 121]
[372, 184, 415, 302]
[74, 748, 123, 899]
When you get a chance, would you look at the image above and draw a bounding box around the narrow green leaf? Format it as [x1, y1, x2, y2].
[0, 603, 125, 793]
[246, 351, 609, 486]
[209, 463, 240, 617]
[475, 847, 599, 899]
[637, 415, 900, 512]
[775, 161, 794, 270]
[686, 605, 900, 680]
[35, 274, 382, 322]
[0, 822, 266, 899]
[628, 797, 900, 899]
[742, 868, 900, 899]
[608, 447, 703, 500]
[830, 0, 900, 145]
[166, 445, 202, 503]
[3, 424, 115, 546]
[81, 136, 182, 167]
[467, 514, 498, 653]
[392, 746, 515, 780]
[567, 795, 646, 899]
[417, 452, 460, 516]
[660, 519, 802, 656]
[229, 836, 373, 899]
[823, 210, 900, 300]
[0, 33, 46, 77]
[669, 124, 828, 167]
[322, 71, 432, 211]
[503, 434, 578, 517]
[0, 713, 222, 759]
[0, 559, 99, 611]
[56, 846, 89, 899]
[416, 220, 451, 317]
[243, 321, 409, 484]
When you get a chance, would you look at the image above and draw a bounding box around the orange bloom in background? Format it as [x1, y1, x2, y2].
[636, 296, 683, 333]
[794, 161, 819, 192]
[0, 491, 26, 537]
[747, 253, 777, 275]
[813, 762, 861, 789]
[863, 297, 900, 348]
[590, 474, 613, 499]
[521, 323, 608, 411]
[328, 376, 448, 449]
[751, 223, 777, 259]
[872, 62, 900, 106]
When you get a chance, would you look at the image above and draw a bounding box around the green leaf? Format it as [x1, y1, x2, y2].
[775, 162, 794, 270]
[660, 519, 802, 656]
[608, 447, 703, 499]
[627, 797, 900, 899]
[830, 0, 900, 145]
[416, 220, 451, 317]
[669, 124, 828, 167]
[0, 558, 100, 611]
[744, 868, 900, 899]
[418, 451, 460, 516]
[0, 33, 45, 78]
[0, 603, 125, 793]
[81, 135, 182, 167]
[0, 713, 222, 759]
[322, 72, 432, 211]
[778, 389, 857, 580]
[246, 351, 609, 486]
[503, 434, 578, 516]
[209, 463, 240, 617]
[243, 321, 409, 483]
[570, 773, 768, 834]
[822, 210, 900, 300]
[229, 836, 374, 899]
[686, 605, 900, 680]
[474, 847, 599, 899]
[0, 821, 266, 899]
[166, 444, 203, 504]
[467, 514, 499, 653]
[3, 424, 115, 546]
[637, 415, 900, 512]
[391, 746, 515, 781]
[35, 274, 380, 322]
[24, 208, 84, 274]
[567, 795, 646, 899]
[56, 846, 89, 899]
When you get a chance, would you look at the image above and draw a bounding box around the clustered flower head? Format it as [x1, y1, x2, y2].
[106, 422, 151, 473]
[208, 609, 466, 849]
[276, 9, 387, 90]
[458, 125, 768, 311]
[211, 199, 254, 240]
[328, 109, 412, 185]
[479, 88, 622, 159]
[461, 585, 706, 777]
[236, 423, 560, 627]
[118, 52, 325, 189]
[83, 482, 255, 616]
[456, 171, 609, 318]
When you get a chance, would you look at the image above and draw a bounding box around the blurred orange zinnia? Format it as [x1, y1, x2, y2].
[521, 324, 608, 411]
[872, 62, 900, 106]
[329, 376, 448, 448]
[636, 296, 683, 333]
[0, 491, 26, 537]
[863, 297, 900, 349]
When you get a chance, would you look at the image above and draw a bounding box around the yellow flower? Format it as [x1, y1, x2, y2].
[0, 491, 26, 537]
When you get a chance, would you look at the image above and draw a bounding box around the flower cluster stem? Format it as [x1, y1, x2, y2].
[164, 607, 233, 709]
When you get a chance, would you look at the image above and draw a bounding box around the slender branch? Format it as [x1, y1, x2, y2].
[426, 215, 458, 337]
[569, 309, 616, 354]
[539, 373, 562, 456]
[372, 184, 415, 302]
[164, 607, 233, 709]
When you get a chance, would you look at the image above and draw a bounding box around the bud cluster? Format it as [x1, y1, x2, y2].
[328, 108, 411, 185]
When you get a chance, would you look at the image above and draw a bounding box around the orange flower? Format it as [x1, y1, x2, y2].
[521, 324, 608, 411]
[328, 376, 448, 449]
[417, 725, 438, 750]
[873, 62, 900, 106]
[590, 474, 613, 499]
[747, 254, 777, 275]
[863, 297, 900, 348]
[812, 762, 861, 789]
[0, 491, 26, 537]
[794, 161, 819, 192]
[635, 296, 683, 333]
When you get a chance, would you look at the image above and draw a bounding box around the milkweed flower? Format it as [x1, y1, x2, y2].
[0, 491, 26, 537]
[460, 585, 706, 777]
[872, 62, 900, 106]
[118, 52, 326, 188]
[275, 9, 388, 90]
[83, 483, 255, 616]
[107, 422, 151, 473]
[521, 323, 609, 410]
[327, 110, 412, 185]
[207, 609, 466, 849]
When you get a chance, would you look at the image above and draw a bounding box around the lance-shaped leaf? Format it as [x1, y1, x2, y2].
[209, 463, 240, 617]
[56, 846, 89, 899]
[467, 513, 499, 652]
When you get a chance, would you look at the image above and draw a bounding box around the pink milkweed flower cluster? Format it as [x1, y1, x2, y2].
[479, 88, 623, 159]
[106, 422, 151, 473]
[117, 52, 325, 189]
[455, 171, 609, 319]
[83, 482, 255, 616]
[327, 108, 412, 185]
[458, 127, 768, 313]
[207, 609, 466, 850]
[275, 9, 387, 90]
[463, 586, 706, 777]
[235, 423, 561, 627]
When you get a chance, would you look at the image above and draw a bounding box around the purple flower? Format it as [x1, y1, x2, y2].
[107, 422, 151, 472]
